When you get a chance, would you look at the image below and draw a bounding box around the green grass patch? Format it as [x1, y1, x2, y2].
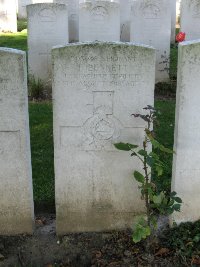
[28, 100, 175, 206]
[170, 44, 178, 80]
[154, 100, 176, 191]
[29, 102, 54, 206]
[0, 31, 27, 51]
[17, 19, 27, 32]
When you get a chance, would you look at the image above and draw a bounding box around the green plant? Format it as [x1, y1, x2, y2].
[28, 75, 44, 99]
[114, 105, 182, 244]
[160, 220, 200, 265]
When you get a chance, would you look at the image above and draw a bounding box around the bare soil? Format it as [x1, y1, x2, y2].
[0, 214, 184, 267]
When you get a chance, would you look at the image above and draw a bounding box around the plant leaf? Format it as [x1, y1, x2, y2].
[173, 197, 182, 203]
[114, 142, 138, 151]
[138, 149, 147, 157]
[134, 171, 145, 183]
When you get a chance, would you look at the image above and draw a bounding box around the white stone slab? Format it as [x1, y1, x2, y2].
[32, 0, 54, 3]
[172, 40, 200, 224]
[0, 48, 34, 235]
[27, 3, 68, 87]
[18, 0, 32, 19]
[52, 42, 155, 234]
[130, 0, 171, 83]
[0, 0, 17, 33]
[120, 0, 131, 41]
[79, 0, 120, 42]
[54, 0, 79, 42]
[176, 0, 181, 24]
[181, 0, 200, 41]
[171, 0, 176, 43]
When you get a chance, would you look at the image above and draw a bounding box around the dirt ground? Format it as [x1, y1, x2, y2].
[0, 214, 185, 267]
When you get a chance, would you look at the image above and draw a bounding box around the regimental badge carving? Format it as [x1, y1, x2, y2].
[91, 6, 108, 21]
[83, 91, 122, 150]
[38, 8, 56, 22]
[142, 4, 160, 19]
[60, 91, 123, 151]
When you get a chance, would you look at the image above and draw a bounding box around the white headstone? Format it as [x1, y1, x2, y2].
[0, 48, 34, 235]
[181, 0, 200, 41]
[68, 0, 79, 42]
[32, 0, 54, 3]
[54, 0, 79, 42]
[18, 0, 32, 19]
[172, 40, 200, 224]
[52, 42, 155, 234]
[176, 0, 181, 25]
[171, 0, 176, 43]
[130, 0, 171, 83]
[79, 0, 120, 42]
[0, 0, 17, 33]
[120, 0, 131, 42]
[27, 3, 68, 87]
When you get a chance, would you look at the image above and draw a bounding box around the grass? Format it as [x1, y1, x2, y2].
[0, 19, 27, 51]
[0, 31, 27, 51]
[28, 100, 175, 206]
[29, 102, 54, 206]
[155, 100, 176, 191]
[17, 18, 27, 32]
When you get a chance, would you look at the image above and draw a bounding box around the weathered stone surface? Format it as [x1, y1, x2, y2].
[79, 0, 120, 42]
[181, 0, 200, 41]
[172, 40, 200, 224]
[52, 42, 155, 234]
[18, 0, 32, 19]
[27, 3, 68, 87]
[0, 48, 34, 235]
[130, 0, 171, 83]
[0, 0, 17, 33]
[32, 0, 54, 3]
[54, 0, 79, 42]
[68, 0, 79, 42]
[120, 0, 131, 41]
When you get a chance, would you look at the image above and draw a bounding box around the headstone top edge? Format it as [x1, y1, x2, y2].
[179, 39, 200, 47]
[0, 47, 25, 56]
[27, 3, 67, 8]
[52, 41, 155, 51]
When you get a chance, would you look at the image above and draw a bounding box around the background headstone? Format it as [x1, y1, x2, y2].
[176, 0, 181, 25]
[181, 0, 200, 41]
[53, 42, 155, 234]
[68, 0, 79, 42]
[120, 0, 131, 41]
[32, 0, 54, 3]
[130, 0, 171, 83]
[172, 40, 200, 224]
[79, 0, 120, 42]
[0, 0, 17, 33]
[27, 3, 68, 88]
[0, 48, 34, 235]
[18, 0, 32, 19]
[54, 0, 79, 42]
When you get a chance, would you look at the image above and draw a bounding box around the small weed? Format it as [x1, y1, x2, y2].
[28, 76, 44, 100]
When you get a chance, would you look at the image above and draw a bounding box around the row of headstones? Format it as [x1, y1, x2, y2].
[17, 0, 177, 43]
[0, 39, 199, 235]
[28, 0, 172, 88]
[1, 0, 200, 85]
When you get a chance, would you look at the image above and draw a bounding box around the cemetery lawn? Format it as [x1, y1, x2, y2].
[0, 31, 27, 51]
[29, 100, 175, 209]
[29, 102, 54, 208]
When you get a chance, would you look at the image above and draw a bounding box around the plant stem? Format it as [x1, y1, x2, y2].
[143, 138, 150, 227]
